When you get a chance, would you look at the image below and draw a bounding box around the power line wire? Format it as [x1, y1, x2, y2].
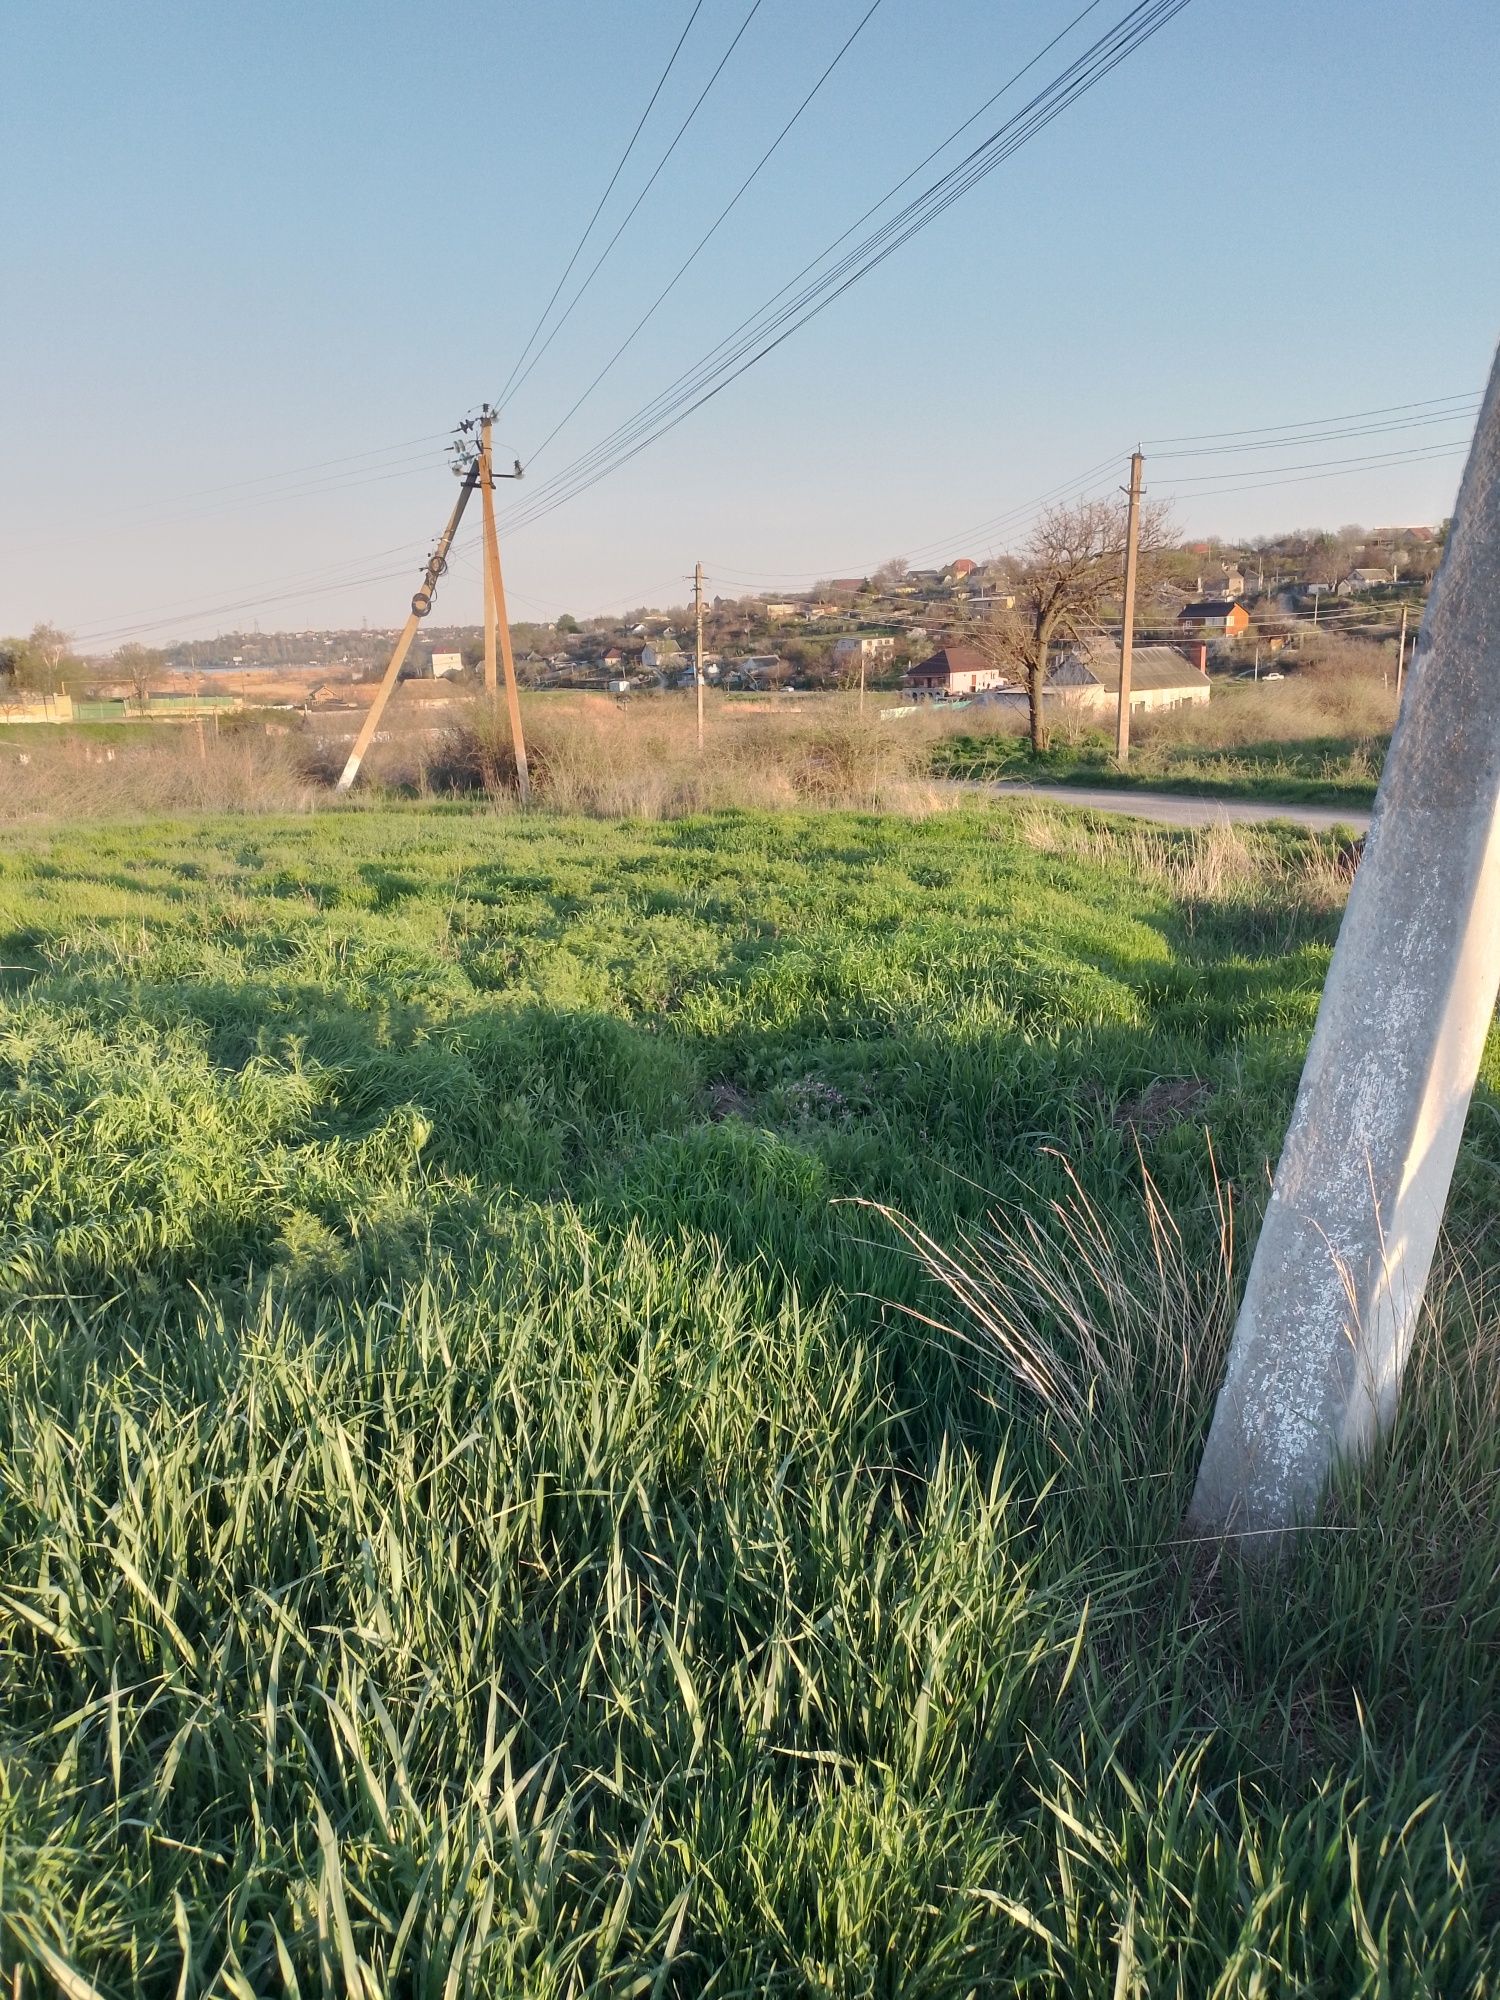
[1163, 439, 1470, 486]
[501, 0, 769, 413]
[509, 0, 1192, 518]
[1151, 405, 1481, 460]
[1141, 390, 1481, 447]
[505, 0, 1194, 531]
[494, 0, 708, 408]
[524, 0, 891, 463]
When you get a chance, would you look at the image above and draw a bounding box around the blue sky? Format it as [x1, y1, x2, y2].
[2, 0, 1496, 644]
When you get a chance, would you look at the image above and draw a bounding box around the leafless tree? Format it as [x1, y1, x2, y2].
[872, 556, 909, 591]
[116, 643, 162, 710]
[972, 495, 1173, 751]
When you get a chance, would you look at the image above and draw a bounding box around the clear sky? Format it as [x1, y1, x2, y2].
[3, 0, 1496, 646]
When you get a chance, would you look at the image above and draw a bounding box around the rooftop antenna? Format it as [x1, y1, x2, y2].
[336, 404, 528, 797]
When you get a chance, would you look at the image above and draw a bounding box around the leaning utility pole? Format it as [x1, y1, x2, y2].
[1114, 450, 1144, 764]
[479, 411, 530, 803]
[1395, 604, 1409, 707]
[1186, 343, 1500, 1545]
[336, 410, 529, 798]
[694, 560, 706, 752]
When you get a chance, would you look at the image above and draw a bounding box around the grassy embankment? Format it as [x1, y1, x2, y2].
[2, 804, 1497, 1995]
[935, 674, 1396, 808]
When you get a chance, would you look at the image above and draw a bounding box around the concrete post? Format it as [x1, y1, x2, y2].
[1186, 341, 1500, 1544]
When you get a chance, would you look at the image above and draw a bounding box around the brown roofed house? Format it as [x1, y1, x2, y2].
[1177, 599, 1250, 637]
[905, 645, 1016, 698]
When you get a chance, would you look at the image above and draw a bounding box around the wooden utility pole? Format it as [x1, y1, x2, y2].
[479, 417, 530, 803]
[1395, 604, 1409, 706]
[694, 560, 706, 752]
[481, 418, 498, 698]
[336, 407, 532, 797]
[337, 460, 479, 792]
[1114, 449, 1144, 763]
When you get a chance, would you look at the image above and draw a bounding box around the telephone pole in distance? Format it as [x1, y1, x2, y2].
[1114, 449, 1144, 764]
[694, 560, 706, 752]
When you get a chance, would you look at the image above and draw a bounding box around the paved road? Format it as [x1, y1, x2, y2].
[986, 781, 1372, 834]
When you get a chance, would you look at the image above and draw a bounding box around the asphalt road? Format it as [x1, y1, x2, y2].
[988, 781, 1372, 834]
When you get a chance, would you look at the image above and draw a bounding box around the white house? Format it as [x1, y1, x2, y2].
[1337, 566, 1398, 596]
[905, 646, 1014, 699]
[831, 634, 896, 668]
[1046, 636, 1210, 713]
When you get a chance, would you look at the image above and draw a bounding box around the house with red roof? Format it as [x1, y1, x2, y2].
[904, 645, 1015, 699]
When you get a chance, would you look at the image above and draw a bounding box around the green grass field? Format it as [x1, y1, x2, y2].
[933, 728, 1385, 807]
[2, 804, 1497, 1995]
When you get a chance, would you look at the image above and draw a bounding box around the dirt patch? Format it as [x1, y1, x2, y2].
[1113, 1077, 1212, 1138]
[706, 1081, 753, 1121]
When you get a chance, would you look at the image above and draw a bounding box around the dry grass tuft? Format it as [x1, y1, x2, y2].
[0, 730, 321, 823]
[1014, 809, 1353, 915]
[413, 692, 961, 817]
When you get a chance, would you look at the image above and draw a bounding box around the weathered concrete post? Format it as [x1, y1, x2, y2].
[1187, 341, 1500, 1543]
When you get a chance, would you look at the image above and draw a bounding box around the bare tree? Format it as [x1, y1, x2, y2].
[116, 643, 162, 710]
[872, 556, 909, 591]
[973, 495, 1173, 751]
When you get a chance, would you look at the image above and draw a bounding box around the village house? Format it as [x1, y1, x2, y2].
[764, 602, 800, 621]
[831, 634, 896, 669]
[904, 645, 1012, 699]
[723, 654, 789, 688]
[942, 558, 978, 583]
[641, 639, 684, 670]
[1046, 636, 1210, 713]
[1177, 598, 1250, 638]
[1337, 566, 1398, 595]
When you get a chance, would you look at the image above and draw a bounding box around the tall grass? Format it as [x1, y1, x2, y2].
[1, 803, 1496, 1994]
[0, 730, 319, 823]
[2, 696, 961, 824]
[939, 665, 1398, 805]
[3, 669, 1399, 824]
[416, 693, 952, 816]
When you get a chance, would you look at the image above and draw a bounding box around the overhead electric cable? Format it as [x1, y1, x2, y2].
[1151, 405, 1481, 460]
[505, 0, 1195, 531]
[1142, 391, 1481, 448]
[1162, 439, 1472, 485]
[1156, 442, 1466, 506]
[76, 534, 484, 648]
[520, 0, 1110, 464]
[501, 0, 769, 411]
[695, 449, 1129, 585]
[524, 0, 890, 462]
[510, 0, 1192, 514]
[495, 0, 708, 407]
